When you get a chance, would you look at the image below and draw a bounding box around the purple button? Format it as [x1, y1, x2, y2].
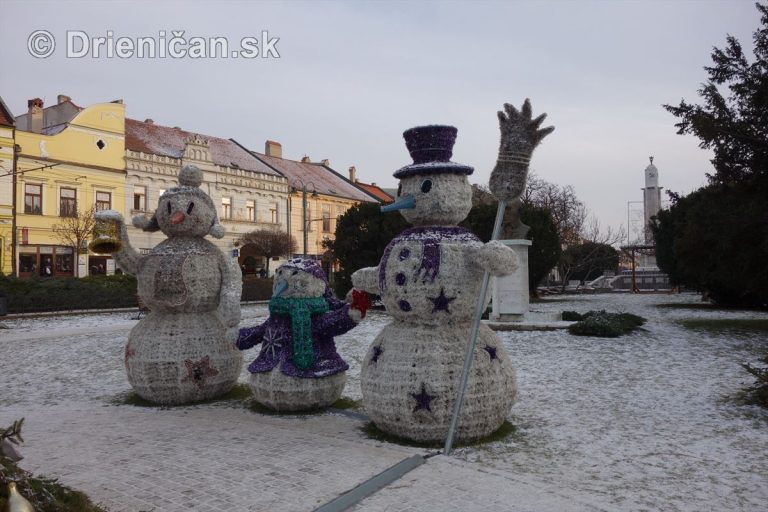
[398, 300, 411, 312]
[398, 248, 410, 260]
[395, 273, 406, 285]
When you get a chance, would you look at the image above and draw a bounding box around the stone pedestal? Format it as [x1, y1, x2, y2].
[491, 239, 532, 322]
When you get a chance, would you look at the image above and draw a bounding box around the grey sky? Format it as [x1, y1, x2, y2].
[0, 0, 760, 236]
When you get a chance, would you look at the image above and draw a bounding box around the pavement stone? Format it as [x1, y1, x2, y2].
[2, 402, 609, 512]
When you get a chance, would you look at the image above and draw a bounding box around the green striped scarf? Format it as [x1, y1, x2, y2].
[269, 296, 329, 370]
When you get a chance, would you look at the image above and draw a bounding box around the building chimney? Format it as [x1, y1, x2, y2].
[348, 166, 357, 183]
[301, 155, 311, 163]
[57, 94, 71, 104]
[265, 140, 282, 158]
[321, 159, 330, 166]
[144, 118, 154, 124]
[27, 98, 44, 133]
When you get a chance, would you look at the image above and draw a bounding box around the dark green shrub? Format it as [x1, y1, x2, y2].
[0, 274, 138, 313]
[568, 310, 646, 337]
[741, 354, 768, 407]
[241, 276, 273, 301]
[562, 310, 584, 321]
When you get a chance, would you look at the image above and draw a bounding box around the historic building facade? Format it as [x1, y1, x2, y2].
[13, 96, 126, 277]
[124, 118, 291, 273]
[0, 97, 15, 276]
[237, 140, 381, 277]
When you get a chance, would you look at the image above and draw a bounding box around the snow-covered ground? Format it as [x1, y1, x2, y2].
[1, 293, 767, 511]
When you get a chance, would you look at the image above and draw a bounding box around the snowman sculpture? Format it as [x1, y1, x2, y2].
[97, 165, 243, 405]
[237, 258, 370, 411]
[352, 125, 521, 443]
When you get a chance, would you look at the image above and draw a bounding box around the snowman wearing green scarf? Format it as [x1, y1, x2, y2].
[237, 258, 370, 411]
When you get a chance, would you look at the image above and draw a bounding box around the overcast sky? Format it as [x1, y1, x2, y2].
[0, 0, 761, 238]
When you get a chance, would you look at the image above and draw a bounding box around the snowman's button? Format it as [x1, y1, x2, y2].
[395, 273, 406, 286]
[398, 300, 412, 312]
[398, 248, 411, 260]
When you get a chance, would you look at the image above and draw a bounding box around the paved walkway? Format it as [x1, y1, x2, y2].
[3, 402, 610, 512]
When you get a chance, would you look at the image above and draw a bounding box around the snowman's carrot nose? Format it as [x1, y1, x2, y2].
[381, 194, 415, 212]
[170, 211, 186, 225]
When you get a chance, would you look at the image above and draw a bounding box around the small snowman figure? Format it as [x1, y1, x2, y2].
[97, 165, 243, 405]
[352, 125, 519, 443]
[237, 258, 370, 411]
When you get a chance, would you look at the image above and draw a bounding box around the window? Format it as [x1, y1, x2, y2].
[222, 197, 231, 219]
[270, 203, 278, 223]
[60, 188, 77, 217]
[246, 200, 255, 222]
[322, 204, 331, 232]
[133, 186, 146, 211]
[95, 191, 111, 211]
[24, 184, 42, 214]
[305, 205, 312, 231]
[19, 254, 36, 273]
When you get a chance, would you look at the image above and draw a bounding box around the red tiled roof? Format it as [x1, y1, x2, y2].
[0, 97, 14, 127]
[125, 118, 280, 176]
[252, 152, 378, 203]
[355, 182, 394, 203]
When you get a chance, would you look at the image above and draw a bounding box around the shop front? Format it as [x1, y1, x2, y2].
[18, 245, 75, 278]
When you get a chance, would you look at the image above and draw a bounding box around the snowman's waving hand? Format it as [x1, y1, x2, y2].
[351, 266, 380, 294]
[467, 240, 519, 277]
[489, 99, 554, 202]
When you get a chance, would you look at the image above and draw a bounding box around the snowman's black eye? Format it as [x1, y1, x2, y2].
[292, 270, 298, 276]
[187, 202, 195, 214]
[166, 201, 172, 214]
[420, 179, 433, 193]
[397, 183, 402, 197]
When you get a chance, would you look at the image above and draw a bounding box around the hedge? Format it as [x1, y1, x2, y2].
[0, 274, 275, 314]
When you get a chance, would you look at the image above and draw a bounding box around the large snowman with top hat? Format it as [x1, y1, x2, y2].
[353, 102, 553, 443]
[96, 165, 243, 405]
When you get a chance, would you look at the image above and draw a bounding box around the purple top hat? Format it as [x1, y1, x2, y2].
[394, 125, 474, 179]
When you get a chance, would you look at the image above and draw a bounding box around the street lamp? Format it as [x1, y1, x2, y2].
[291, 178, 318, 257]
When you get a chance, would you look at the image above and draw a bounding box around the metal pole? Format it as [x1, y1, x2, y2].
[302, 185, 308, 257]
[444, 199, 507, 455]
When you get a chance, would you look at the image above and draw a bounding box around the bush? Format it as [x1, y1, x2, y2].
[741, 354, 768, 407]
[562, 310, 584, 321]
[241, 276, 273, 301]
[567, 310, 645, 337]
[0, 274, 138, 314]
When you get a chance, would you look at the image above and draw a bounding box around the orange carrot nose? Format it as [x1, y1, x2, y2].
[170, 211, 186, 225]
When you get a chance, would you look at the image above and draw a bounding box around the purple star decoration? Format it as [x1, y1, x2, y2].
[370, 345, 383, 364]
[411, 383, 436, 413]
[428, 287, 456, 313]
[182, 356, 219, 389]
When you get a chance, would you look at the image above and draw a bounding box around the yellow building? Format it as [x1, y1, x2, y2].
[0, 98, 15, 276]
[13, 96, 126, 277]
[237, 140, 381, 277]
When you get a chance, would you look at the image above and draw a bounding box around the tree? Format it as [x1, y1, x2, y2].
[51, 205, 97, 277]
[238, 229, 297, 277]
[560, 242, 619, 284]
[663, 2, 768, 185]
[653, 2, 768, 308]
[522, 172, 587, 246]
[324, 202, 409, 296]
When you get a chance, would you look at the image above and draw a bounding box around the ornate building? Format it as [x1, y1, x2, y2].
[124, 118, 291, 273]
[235, 140, 381, 276]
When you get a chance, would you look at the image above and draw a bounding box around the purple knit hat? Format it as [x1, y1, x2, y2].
[281, 258, 328, 284]
[393, 125, 474, 178]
